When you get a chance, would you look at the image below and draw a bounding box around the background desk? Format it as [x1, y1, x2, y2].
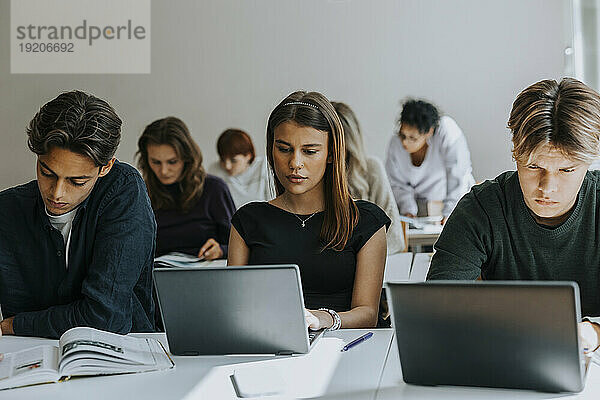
[0, 329, 393, 399]
[407, 225, 442, 252]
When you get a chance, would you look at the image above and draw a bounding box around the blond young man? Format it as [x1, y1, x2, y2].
[428, 78, 600, 354]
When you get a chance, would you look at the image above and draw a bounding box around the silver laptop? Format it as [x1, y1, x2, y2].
[386, 281, 589, 392]
[153, 264, 323, 356]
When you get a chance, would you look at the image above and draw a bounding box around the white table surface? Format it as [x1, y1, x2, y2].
[2, 319, 596, 399]
[376, 335, 600, 399]
[0, 329, 394, 400]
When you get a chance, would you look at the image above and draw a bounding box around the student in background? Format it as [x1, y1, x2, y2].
[332, 102, 405, 254]
[385, 99, 474, 223]
[0, 91, 155, 338]
[228, 91, 390, 330]
[137, 117, 235, 260]
[207, 129, 273, 208]
[427, 78, 600, 352]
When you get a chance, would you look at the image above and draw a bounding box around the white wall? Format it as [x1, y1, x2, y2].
[0, 0, 570, 190]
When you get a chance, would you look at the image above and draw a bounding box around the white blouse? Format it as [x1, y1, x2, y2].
[385, 116, 475, 217]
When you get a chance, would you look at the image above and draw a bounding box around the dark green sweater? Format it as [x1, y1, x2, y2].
[428, 170, 600, 316]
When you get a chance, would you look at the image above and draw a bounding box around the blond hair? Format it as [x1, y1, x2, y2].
[332, 102, 370, 199]
[508, 78, 600, 164]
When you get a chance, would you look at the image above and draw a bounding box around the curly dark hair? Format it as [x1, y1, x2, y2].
[27, 90, 121, 166]
[399, 99, 440, 135]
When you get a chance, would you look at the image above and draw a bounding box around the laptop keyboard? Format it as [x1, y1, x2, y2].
[308, 329, 324, 344]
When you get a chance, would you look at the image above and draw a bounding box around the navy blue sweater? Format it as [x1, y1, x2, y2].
[0, 161, 156, 338]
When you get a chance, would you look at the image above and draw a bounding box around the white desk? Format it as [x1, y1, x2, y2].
[407, 224, 442, 252]
[3, 324, 598, 399]
[0, 329, 394, 399]
[376, 335, 600, 399]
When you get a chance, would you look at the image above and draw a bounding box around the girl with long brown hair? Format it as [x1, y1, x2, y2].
[137, 117, 236, 260]
[228, 91, 389, 329]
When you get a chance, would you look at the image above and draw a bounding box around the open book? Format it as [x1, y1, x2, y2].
[0, 327, 174, 390]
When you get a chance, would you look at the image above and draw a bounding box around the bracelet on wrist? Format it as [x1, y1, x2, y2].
[318, 308, 341, 331]
[582, 320, 600, 354]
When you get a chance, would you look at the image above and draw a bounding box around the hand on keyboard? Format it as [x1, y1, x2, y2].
[304, 308, 320, 330]
[304, 308, 333, 330]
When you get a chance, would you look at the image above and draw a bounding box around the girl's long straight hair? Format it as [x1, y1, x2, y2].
[266, 91, 358, 251]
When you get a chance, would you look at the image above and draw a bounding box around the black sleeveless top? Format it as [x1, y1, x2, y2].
[231, 200, 390, 311]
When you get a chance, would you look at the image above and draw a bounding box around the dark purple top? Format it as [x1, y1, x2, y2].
[154, 175, 235, 258]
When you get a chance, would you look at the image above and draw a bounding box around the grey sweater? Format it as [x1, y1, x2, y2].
[428, 170, 600, 317]
[349, 156, 405, 254]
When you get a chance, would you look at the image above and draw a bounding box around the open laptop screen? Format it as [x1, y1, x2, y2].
[154, 265, 312, 355]
[386, 281, 584, 392]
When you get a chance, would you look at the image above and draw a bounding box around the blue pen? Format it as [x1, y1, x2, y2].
[341, 331, 373, 352]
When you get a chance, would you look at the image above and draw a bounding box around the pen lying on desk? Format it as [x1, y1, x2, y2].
[341, 331, 373, 352]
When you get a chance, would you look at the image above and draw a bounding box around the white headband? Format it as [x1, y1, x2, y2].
[282, 101, 319, 110]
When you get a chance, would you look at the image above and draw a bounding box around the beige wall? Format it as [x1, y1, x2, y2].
[0, 0, 570, 190]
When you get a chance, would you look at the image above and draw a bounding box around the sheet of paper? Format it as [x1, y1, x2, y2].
[182, 337, 344, 399]
[398, 215, 442, 229]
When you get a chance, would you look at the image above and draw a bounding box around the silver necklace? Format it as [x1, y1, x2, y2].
[282, 197, 319, 228]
